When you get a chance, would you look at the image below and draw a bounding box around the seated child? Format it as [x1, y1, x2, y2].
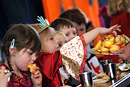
[0, 24, 42, 86]
[33, 16, 120, 87]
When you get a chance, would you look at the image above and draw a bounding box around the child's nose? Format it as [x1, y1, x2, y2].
[70, 34, 76, 40]
[54, 38, 58, 44]
[32, 54, 37, 61]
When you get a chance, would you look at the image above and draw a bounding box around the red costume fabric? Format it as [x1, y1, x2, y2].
[36, 51, 63, 87]
[103, 12, 130, 63]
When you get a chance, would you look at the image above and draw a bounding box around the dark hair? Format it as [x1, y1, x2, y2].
[1, 24, 41, 71]
[50, 18, 74, 31]
[59, 8, 86, 26]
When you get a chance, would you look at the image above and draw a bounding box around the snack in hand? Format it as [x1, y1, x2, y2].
[27, 64, 36, 74]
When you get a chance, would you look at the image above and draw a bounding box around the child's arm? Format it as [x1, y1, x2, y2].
[0, 66, 11, 87]
[83, 24, 121, 45]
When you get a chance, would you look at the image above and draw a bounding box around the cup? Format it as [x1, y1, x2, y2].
[108, 63, 117, 79]
[100, 60, 112, 74]
[100, 60, 112, 65]
[105, 63, 117, 79]
[79, 72, 93, 87]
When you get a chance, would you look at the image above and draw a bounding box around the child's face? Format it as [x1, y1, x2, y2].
[73, 23, 86, 35]
[41, 33, 58, 53]
[59, 27, 77, 41]
[54, 33, 67, 50]
[12, 48, 37, 71]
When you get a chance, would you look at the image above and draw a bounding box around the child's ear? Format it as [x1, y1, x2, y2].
[9, 47, 16, 55]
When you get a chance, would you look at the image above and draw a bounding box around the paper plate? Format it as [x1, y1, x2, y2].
[118, 63, 130, 71]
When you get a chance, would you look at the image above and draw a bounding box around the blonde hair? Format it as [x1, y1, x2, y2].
[108, 0, 124, 16]
[124, 0, 130, 13]
[108, 0, 130, 16]
[55, 31, 67, 41]
[31, 24, 56, 41]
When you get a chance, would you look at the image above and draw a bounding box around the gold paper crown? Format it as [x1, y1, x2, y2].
[37, 16, 49, 33]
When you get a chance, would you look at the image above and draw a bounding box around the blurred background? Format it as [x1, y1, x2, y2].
[0, 0, 109, 62]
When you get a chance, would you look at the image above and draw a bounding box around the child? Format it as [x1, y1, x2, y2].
[50, 18, 77, 42]
[59, 8, 95, 47]
[0, 24, 42, 87]
[59, 8, 91, 35]
[34, 16, 120, 87]
[54, 31, 67, 50]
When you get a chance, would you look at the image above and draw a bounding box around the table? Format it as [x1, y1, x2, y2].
[94, 70, 130, 87]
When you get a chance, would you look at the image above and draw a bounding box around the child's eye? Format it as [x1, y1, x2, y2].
[80, 28, 84, 31]
[50, 37, 54, 40]
[73, 32, 77, 35]
[28, 52, 33, 55]
[59, 44, 62, 47]
[66, 33, 69, 36]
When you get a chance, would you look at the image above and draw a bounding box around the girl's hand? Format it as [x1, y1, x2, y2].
[31, 66, 42, 87]
[0, 66, 11, 87]
[100, 24, 121, 37]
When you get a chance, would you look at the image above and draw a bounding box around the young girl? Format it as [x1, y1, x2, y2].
[0, 24, 42, 87]
[33, 16, 120, 87]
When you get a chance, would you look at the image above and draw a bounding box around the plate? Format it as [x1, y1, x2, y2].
[118, 63, 130, 71]
[88, 48, 121, 55]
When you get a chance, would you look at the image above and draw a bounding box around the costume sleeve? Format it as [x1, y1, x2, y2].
[60, 34, 87, 80]
[36, 51, 62, 80]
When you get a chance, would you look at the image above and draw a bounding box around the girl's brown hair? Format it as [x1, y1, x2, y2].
[1, 24, 41, 71]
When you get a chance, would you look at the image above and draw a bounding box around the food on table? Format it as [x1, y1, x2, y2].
[94, 34, 130, 53]
[27, 64, 36, 74]
[93, 73, 110, 84]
